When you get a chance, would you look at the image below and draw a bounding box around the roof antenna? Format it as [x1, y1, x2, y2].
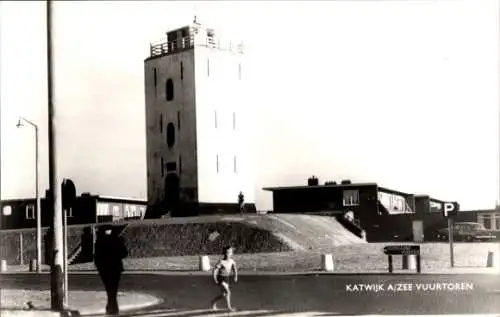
[192, 3, 200, 25]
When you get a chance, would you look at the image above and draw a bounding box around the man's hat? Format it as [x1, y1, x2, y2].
[98, 224, 114, 234]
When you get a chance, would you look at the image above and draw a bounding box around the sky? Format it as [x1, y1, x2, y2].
[1, 0, 499, 211]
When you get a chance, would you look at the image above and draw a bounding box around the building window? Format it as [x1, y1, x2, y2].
[495, 214, 500, 230]
[179, 155, 182, 174]
[153, 68, 157, 87]
[232, 112, 236, 130]
[161, 157, 164, 177]
[343, 190, 360, 206]
[481, 214, 493, 229]
[166, 78, 174, 101]
[238, 63, 241, 80]
[97, 203, 110, 216]
[166, 122, 175, 148]
[233, 156, 237, 173]
[160, 114, 163, 134]
[112, 205, 120, 218]
[478, 214, 485, 227]
[180, 62, 184, 80]
[216, 155, 219, 173]
[26, 204, 35, 219]
[207, 58, 210, 77]
[166, 162, 177, 172]
[177, 111, 181, 130]
[2, 205, 12, 216]
[214, 110, 218, 128]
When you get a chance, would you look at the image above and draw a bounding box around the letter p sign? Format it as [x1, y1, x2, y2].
[443, 202, 459, 218]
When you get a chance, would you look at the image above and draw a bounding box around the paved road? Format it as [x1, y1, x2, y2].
[1, 273, 500, 316]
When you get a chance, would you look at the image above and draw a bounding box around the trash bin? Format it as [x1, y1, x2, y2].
[29, 259, 37, 272]
[0, 260, 7, 272]
[402, 254, 417, 270]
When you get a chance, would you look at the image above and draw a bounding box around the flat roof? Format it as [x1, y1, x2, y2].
[95, 196, 146, 204]
[378, 186, 412, 197]
[263, 182, 378, 191]
[1, 195, 146, 205]
[0, 198, 36, 204]
[97, 195, 145, 201]
[264, 184, 413, 197]
[429, 197, 446, 203]
[262, 183, 449, 201]
[462, 209, 497, 213]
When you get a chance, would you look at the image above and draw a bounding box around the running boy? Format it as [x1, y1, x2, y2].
[211, 246, 238, 311]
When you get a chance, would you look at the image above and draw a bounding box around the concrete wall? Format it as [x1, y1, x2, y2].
[144, 49, 198, 206]
[194, 45, 255, 205]
[144, 24, 255, 213]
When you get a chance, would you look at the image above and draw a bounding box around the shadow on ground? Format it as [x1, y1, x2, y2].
[82, 308, 355, 317]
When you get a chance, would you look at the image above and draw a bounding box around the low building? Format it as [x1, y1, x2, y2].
[475, 209, 500, 231]
[263, 179, 498, 242]
[0, 193, 146, 230]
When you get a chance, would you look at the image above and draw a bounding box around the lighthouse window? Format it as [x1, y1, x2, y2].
[167, 122, 175, 148]
[166, 78, 174, 101]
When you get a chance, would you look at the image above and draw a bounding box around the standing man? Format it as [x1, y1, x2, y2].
[94, 225, 128, 315]
[238, 191, 245, 214]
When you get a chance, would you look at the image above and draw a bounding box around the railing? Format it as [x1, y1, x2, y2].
[68, 246, 82, 265]
[207, 39, 244, 54]
[150, 36, 195, 57]
[150, 35, 244, 58]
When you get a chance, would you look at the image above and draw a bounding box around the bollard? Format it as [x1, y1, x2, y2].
[29, 259, 37, 272]
[321, 254, 334, 272]
[0, 260, 7, 273]
[199, 255, 211, 272]
[402, 255, 408, 269]
[388, 255, 393, 273]
[486, 251, 497, 268]
[402, 254, 417, 270]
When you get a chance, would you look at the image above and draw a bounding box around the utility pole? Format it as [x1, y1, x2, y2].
[46, 0, 64, 310]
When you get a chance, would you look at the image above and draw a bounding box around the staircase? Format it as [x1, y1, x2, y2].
[335, 214, 365, 239]
[377, 200, 390, 215]
[68, 246, 82, 265]
[68, 223, 130, 265]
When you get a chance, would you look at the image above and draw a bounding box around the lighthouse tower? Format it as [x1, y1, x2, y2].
[144, 18, 255, 216]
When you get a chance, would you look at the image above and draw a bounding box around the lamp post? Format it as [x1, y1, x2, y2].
[16, 117, 41, 273]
